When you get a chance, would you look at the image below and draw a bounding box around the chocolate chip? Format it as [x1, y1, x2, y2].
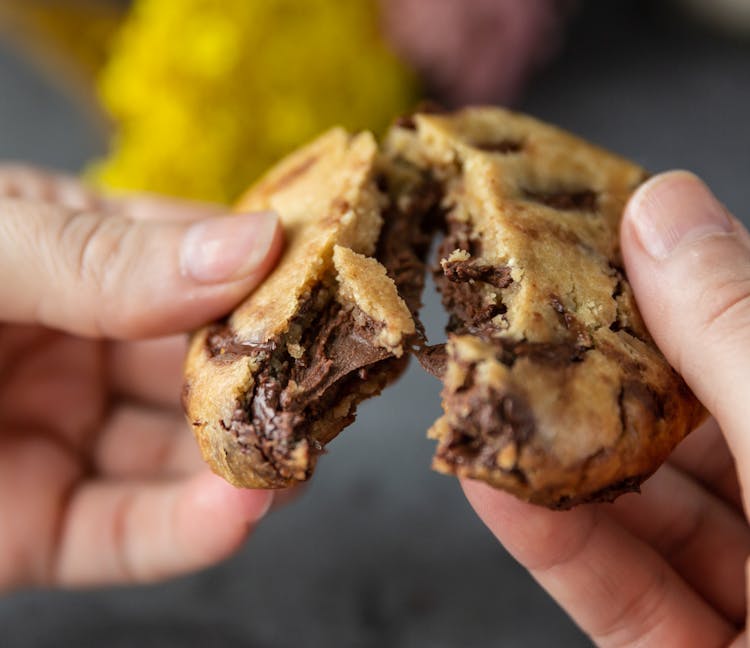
[549, 295, 593, 349]
[439, 387, 535, 469]
[415, 343, 447, 379]
[206, 323, 275, 360]
[623, 380, 665, 421]
[443, 261, 513, 290]
[523, 189, 598, 211]
[394, 114, 417, 130]
[472, 140, 523, 154]
[511, 340, 587, 367]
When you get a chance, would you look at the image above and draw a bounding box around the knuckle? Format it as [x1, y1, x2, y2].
[109, 489, 140, 583]
[526, 509, 600, 574]
[686, 239, 750, 342]
[697, 275, 750, 340]
[59, 211, 130, 293]
[656, 499, 708, 563]
[591, 563, 670, 647]
[56, 211, 143, 335]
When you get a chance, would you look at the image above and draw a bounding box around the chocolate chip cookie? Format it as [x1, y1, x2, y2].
[384, 106, 705, 507]
[184, 106, 704, 507]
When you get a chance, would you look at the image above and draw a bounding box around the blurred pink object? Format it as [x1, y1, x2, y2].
[380, 0, 571, 105]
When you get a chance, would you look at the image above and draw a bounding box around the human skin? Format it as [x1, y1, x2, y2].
[2, 163, 748, 648]
[464, 171, 750, 647]
[0, 165, 284, 588]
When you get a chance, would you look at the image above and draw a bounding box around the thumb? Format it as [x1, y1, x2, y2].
[622, 171, 750, 484]
[0, 198, 282, 338]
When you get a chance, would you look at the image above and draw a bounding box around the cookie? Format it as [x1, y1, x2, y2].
[183, 128, 440, 488]
[184, 106, 704, 507]
[384, 106, 705, 507]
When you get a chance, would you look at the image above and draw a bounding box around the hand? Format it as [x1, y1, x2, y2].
[0, 165, 283, 589]
[464, 171, 750, 647]
[380, 0, 568, 104]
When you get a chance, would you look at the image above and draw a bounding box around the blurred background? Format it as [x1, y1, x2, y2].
[0, 0, 749, 646]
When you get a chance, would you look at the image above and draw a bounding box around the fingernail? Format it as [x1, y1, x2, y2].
[180, 211, 279, 283]
[627, 171, 733, 260]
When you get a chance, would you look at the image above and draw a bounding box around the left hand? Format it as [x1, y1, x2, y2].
[0, 165, 284, 590]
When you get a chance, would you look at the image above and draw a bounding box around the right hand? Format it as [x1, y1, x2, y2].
[464, 171, 750, 647]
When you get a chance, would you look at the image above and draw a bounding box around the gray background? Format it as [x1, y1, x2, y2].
[1, 1, 749, 646]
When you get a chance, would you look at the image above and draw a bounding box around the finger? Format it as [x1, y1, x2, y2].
[108, 335, 186, 408]
[0, 199, 282, 338]
[669, 417, 743, 510]
[622, 171, 750, 500]
[0, 164, 100, 210]
[103, 193, 225, 222]
[0, 434, 82, 590]
[610, 463, 750, 623]
[463, 481, 735, 647]
[0, 331, 105, 448]
[0, 165, 227, 222]
[52, 471, 273, 586]
[94, 404, 203, 479]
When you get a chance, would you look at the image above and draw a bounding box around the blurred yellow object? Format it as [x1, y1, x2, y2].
[91, 0, 419, 203]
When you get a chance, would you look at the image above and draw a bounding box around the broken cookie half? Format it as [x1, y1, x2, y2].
[184, 106, 705, 507]
[384, 106, 706, 507]
[183, 128, 439, 488]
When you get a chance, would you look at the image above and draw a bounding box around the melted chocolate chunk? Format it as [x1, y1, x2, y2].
[415, 343, 447, 378]
[284, 303, 391, 408]
[394, 114, 417, 131]
[433, 214, 506, 335]
[523, 189, 598, 211]
[225, 295, 399, 482]
[438, 386, 535, 469]
[507, 340, 587, 367]
[472, 140, 523, 154]
[442, 260, 513, 290]
[622, 380, 665, 423]
[550, 295, 593, 349]
[206, 323, 276, 360]
[210, 169, 444, 482]
[376, 175, 444, 320]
